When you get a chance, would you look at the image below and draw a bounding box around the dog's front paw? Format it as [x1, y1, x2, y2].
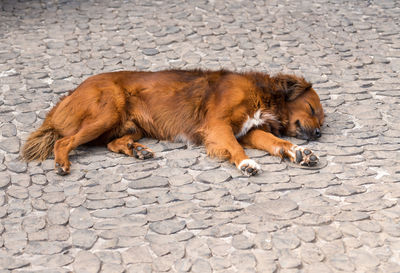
[238, 159, 261, 176]
[291, 146, 319, 167]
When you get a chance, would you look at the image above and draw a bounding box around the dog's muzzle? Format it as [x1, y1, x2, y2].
[297, 127, 321, 141]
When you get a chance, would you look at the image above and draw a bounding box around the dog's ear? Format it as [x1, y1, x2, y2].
[273, 74, 312, 101]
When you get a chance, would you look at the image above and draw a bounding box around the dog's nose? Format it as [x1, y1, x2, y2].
[314, 128, 321, 138]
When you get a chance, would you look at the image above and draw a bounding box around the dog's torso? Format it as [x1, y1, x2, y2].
[64, 70, 288, 145]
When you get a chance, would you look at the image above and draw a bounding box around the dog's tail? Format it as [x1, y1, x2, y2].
[21, 123, 60, 162]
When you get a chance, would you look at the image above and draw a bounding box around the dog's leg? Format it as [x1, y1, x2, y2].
[107, 133, 154, 160]
[54, 118, 117, 175]
[204, 124, 260, 176]
[240, 129, 319, 166]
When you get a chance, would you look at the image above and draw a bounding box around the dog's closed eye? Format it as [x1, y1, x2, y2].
[308, 102, 315, 116]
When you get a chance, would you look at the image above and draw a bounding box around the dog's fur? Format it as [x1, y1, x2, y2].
[22, 69, 324, 176]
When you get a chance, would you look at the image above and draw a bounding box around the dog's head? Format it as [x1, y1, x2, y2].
[274, 74, 324, 140]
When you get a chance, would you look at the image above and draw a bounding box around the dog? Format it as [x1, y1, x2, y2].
[22, 69, 324, 176]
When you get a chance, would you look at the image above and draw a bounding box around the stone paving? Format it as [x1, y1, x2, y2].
[1, 0, 400, 272]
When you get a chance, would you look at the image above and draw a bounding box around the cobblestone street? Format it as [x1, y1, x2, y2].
[1, 0, 400, 272]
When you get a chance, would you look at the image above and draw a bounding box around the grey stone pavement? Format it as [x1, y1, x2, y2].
[1, 0, 400, 272]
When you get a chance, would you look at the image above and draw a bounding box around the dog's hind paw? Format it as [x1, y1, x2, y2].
[238, 159, 261, 176]
[129, 144, 154, 160]
[55, 162, 70, 176]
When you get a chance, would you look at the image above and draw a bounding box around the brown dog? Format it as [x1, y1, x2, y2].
[22, 69, 324, 176]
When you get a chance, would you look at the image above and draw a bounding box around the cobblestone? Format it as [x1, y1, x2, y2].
[1, 0, 400, 272]
[73, 251, 101, 273]
[69, 207, 94, 229]
[47, 203, 70, 225]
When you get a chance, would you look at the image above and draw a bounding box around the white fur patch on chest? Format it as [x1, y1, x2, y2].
[235, 109, 263, 139]
[235, 109, 276, 139]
